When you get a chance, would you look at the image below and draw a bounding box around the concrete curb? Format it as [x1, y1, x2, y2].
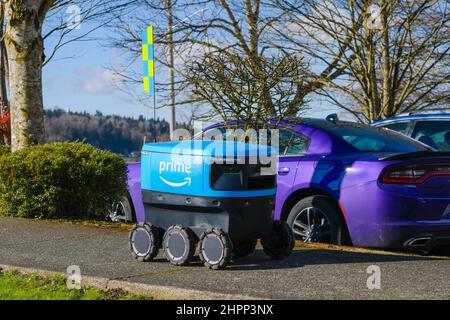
[0, 264, 261, 300]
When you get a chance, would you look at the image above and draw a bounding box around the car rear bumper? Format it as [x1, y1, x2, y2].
[377, 221, 450, 249]
[348, 219, 450, 249]
[341, 180, 450, 248]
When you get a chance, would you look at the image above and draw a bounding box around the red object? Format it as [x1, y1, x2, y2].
[0, 112, 10, 125]
[338, 201, 348, 220]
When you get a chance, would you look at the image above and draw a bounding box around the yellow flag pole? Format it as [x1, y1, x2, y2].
[143, 25, 157, 142]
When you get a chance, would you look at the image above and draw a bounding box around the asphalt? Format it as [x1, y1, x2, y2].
[0, 216, 449, 300]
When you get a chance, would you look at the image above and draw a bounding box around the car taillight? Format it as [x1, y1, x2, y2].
[381, 165, 450, 184]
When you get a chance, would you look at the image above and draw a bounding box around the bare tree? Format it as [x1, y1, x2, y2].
[108, 0, 210, 134]
[273, 0, 450, 122]
[5, 0, 54, 150]
[106, 0, 449, 128]
[0, 3, 10, 145]
[110, 0, 314, 129]
[187, 51, 309, 127]
[43, 0, 139, 66]
[167, 0, 176, 136]
[2, 0, 136, 149]
[0, 4, 7, 105]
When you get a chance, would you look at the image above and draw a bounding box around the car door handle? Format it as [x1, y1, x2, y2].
[278, 167, 290, 175]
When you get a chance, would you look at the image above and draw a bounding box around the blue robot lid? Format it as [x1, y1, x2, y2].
[142, 140, 274, 157]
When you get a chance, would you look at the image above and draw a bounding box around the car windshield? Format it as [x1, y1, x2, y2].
[319, 122, 430, 153]
[411, 120, 450, 151]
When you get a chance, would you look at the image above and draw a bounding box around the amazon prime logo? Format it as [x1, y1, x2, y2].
[159, 161, 192, 188]
[159, 161, 191, 175]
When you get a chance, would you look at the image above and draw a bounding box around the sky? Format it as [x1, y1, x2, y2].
[42, 19, 348, 123]
[43, 32, 159, 119]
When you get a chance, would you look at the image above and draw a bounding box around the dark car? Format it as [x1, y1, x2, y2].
[372, 113, 450, 151]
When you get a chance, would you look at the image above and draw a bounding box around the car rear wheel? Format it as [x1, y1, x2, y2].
[107, 193, 135, 222]
[431, 246, 450, 257]
[287, 196, 349, 245]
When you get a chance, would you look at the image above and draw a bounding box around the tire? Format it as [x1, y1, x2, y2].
[199, 228, 233, 270]
[287, 195, 349, 245]
[108, 193, 135, 222]
[233, 240, 257, 258]
[261, 220, 295, 260]
[431, 246, 450, 257]
[129, 223, 161, 262]
[163, 225, 197, 266]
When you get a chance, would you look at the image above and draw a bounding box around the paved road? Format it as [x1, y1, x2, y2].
[0, 216, 449, 299]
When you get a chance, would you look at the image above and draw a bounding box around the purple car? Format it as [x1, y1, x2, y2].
[111, 118, 450, 252]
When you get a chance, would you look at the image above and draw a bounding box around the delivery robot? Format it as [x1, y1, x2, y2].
[129, 140, 294, 269]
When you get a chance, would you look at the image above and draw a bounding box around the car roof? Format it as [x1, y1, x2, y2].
[204, 117, 359, 130]
[372, 113, 450, 125]
[142, 140, 272, 156]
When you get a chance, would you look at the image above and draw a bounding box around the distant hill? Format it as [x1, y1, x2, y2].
[44, 109, 171, 155]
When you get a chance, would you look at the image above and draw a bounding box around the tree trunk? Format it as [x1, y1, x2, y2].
[0, 43, 8, 107]
[0, 4, 10, 146]
[0, 5, 8, 106]
[380, 0, 393, 118]
[5, 0, 52, 151]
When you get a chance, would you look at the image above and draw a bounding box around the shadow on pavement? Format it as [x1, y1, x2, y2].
[222, 248, 448, 271]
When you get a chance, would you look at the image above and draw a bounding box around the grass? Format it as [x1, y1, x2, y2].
[54, 218, 134, 231]
[0, 270, 153, 300]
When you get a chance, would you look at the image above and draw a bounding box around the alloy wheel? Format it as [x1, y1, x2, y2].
[292, 207, 331, 243]
[107, 201, 127, 222]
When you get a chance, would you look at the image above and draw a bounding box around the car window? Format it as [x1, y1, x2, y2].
[378, 122, 409, 134]
[195, 126, 258, 142]
[279, 129, 309, 155]
[341, 135, 385, 151]
[316, 122, 429, 153]
[197, 126, 309, 155]
[412, 121, 450, 151]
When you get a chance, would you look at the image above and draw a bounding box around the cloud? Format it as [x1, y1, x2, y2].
[46, 65, 124, 96]
[75, 66, 123, 94]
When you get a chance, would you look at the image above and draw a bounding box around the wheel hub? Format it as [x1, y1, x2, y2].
[108, 201, 126, 222]
[132, 228, 151, 256]
[292, 207, 331, 243]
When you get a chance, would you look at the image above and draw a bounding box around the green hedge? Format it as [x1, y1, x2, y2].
[0, 144, 10, 156]
[0, 142, 127, 219]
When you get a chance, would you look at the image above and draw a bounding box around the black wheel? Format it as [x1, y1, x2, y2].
[199, 228, 233, 270]
[261, 220, 295, 260]
[163, 225, 196, 266]
[287, 196, 350, 245]
[431, 246, 450, 257]
[108, 193, 135, 222]
[233, 240, 257, 258]
[129, 223, 161, 262]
